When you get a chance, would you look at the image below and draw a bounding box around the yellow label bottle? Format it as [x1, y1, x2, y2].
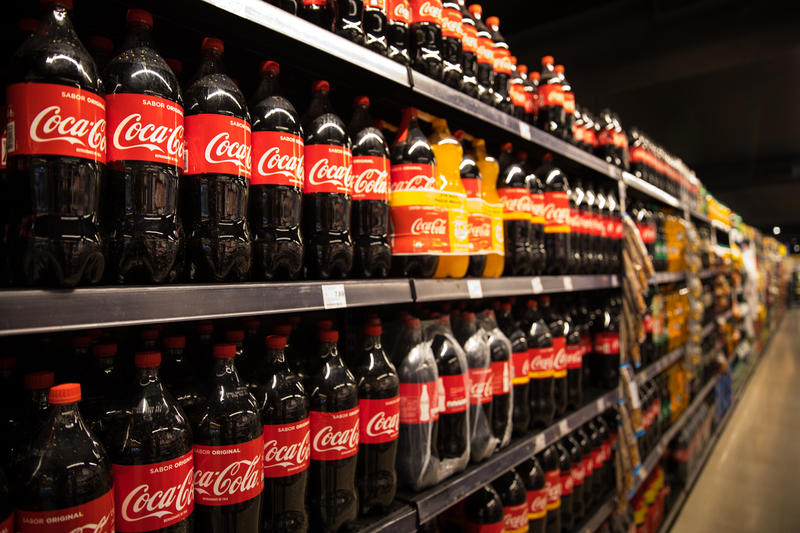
[473, 138, 505, 277]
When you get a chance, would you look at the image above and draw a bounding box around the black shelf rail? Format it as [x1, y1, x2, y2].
[621, 172, 681, 208]
[635, 347, 685, 385]
[574, 498, 616, 533]
[652, 271, 685, 284]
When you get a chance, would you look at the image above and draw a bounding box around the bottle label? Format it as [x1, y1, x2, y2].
[351, 155, 390, 201]
[592, 446, 604, 470]
[563, 93, 575, 114]
[572, 123, 584, 143]
[537, 83, 564, 108]
[462, 23, 478, 53]
[629, 146, 646, 163]
[462, 177, 481, 198]
[613, 217, 623, 241]
[530, 192, 545, 225]
[399, 380, 438, 423]
[388, 0, 412, 24]
[359, 396, 400, 444]
[183, 113, 251, 178]
[489, 201, 505, 254]
[465, 522, 504, 533]
[566, 344, 582, 370]
[544, 468, 562, 509]
[571, 461, 585, 486]
[17, 489, 114, 533]
[112, 451, 194, 532]
[303, 144, 352, 194]
[389, 163, 450, 255]
[584, 127, 597, 147]
[193, 436, 264, 506]
[440, 373, 468, 414]
[303, 0, 327, 5]
[441, 6, 463, 39]
[551, 337, 567, 378]
[593, 333, 620, 355]
[603, 439, 612, 463]
[568, 207, 581, 235]
[503, 502, 529, 532]
[510, 82, 527, 108]
[105, 93, 184, 168]
[543, 191, 570, 233]
[636, 222, 656, 244]
[250, 131, 304, 187]
[309, 407, 360, 461]
[491, 360, 511, 395]
[560, 469, 574, 495]
[410, 0, 442, 25]
[366, 0, 386, 9]
[6, 83, 107, 164]
[476, 36, 494, 65]
[527, 488, 547, 520]
[493, 49, 513, 76]
[263, 418, 311, 478]
[583, 454, 594, 476]
[511, 350, 530, 385]
[0, 512, 12, 533]
[468, 366, 493, 405]
[597, 130, 615, 147]
[528, 346, 554, 378]
[497, 187, 533, 221]
[525, 90, 537, 116]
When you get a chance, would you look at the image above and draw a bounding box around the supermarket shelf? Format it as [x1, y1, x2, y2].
[0, 279, 413, 336]
[573, 497, 616, 533]
[622, 172, 682, 208]
[698, 269, 719, 280]
[403, 388, 620, 525]
[690, 210, 712, 224]
[412, 275, 620, 303]
[701, 321, 715, 340]
[636, 347, 685, 385]
[717, 309, 733, 323]
[711, 219, 731, 233]
[652, 271, 685, 284]
[350, 503, 418, 533]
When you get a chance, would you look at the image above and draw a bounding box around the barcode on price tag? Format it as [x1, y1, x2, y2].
[322, 284, 347, 309]
[563, 276, 573, 291]
[531, 277, 543, 294]
[518, 121, 532, 140]
[467, 279, 483, 299]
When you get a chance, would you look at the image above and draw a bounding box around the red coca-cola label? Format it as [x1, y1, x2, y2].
[303, 144, 352, 194]
[592, 447, 604, 470]
[529, 346, 554, 378]
[551, 336, 567, 378]
[184, 114, 251, 177]
[263, 418, 311, 478]
[560, 470, 574, 495]
[390, 163, 437, 192]
[6, 83, 106, 163]
[491, 360, 511, 396]
[571, 462, 585, 486]
[543, 191, 570, 233]
[193, 436, 263, 506]
[544, 469, 561, 509]
[530, 192, 545, 225]
[465, 522, 504, 533]
[440, 373, 468, 414]
[399, 380, 438, 424]
[498, 187, 533, 220]
[476, 36, 494, 65]
[106, 93, 184, 168]
[597, 130, 614, 147]
[566, 344, 582, 370]
[493, 48, 513, 76]
[17, 489, 114, 533]
[468, 211, 492, 253]
[462, 23, 478, 53]
[441, 6, 463, 39]
[366, 0, 386, 9]
[303, 0, 326, 5]
[390, 205, 450, 254]
[613, 218, 623, 240]
[603, 439, 612, 462]
[511, 350, 530, 385]
[310, 407, 359, 461]
[468, 367, 492, 405]
[113, 451, 194, 533]
[538, 84, 564, 108]
[462, 177, 480, 198]
[583, 454, 594, 477]
[563, 92, 575, 114]
[503, 502, 529, 532]
[594, 332, 620, 355]
[359, 396, 400, 444]
[0, 512, 12, 533]
[351, 155, 389, 201]
[250, 131, 304, 187]
[388, 0, 411, 23]
[527, 488, 547, 520]
[510, 82, 527, 108]
[637, 222, 656, 244]
[410, 0, 442, 24]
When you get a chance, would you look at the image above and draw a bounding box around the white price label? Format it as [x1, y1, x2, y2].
[467, 279, 483, 299]
[534, 433, 546, 451]
[563, 276, 573, 291]
[321, 284, 347, 309]
[531, 277, 544, 294]
[596, 397, 606, 412]
[518, 121, 532, 140]
[558, 419, 569, 434]
[611, 275, 619, 287]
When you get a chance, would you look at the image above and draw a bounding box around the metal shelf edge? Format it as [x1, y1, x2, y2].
[573, 498, 616, 533]
[622, 172, 681, 208]
[413, 275, 620, 303]
[636, 347, 684, 385]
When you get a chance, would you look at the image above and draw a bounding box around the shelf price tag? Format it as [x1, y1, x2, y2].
[558, 419, 569, 434]
[322, 284, 347, 309]
[467, 279, 483, 299]
[596, 397, 606, 412]
[518, 121, 532, 140]
[534, 433, 546, 451]
[563, 276, 573, 291]
[531, 277, 543, 294]
[610, 275, 619, 287]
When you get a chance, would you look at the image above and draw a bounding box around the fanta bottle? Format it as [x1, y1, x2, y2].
[473, 139, 505, 277]
[429, 119, 469, 278]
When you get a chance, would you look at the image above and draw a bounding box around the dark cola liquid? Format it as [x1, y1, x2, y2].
[459, 3, 478, 97]
[460, 151, 487, 277]
[576, 426, 594, 510]
[497, 306, 531, 435]
[526, 302, 555, 429]
[336, 0, 365, 43]
[429, 322, 468, 458]
[7, 5, 105, 287]
[486, 324, 512, 443]
[363, 3, 388, 55]
[566, 325, 582, 411]
[464, 485, 504, 530]
[386, 0, 410, 65]
[523, 161, 546, 274]
[537, 446, 561, 533]
[555, 441, 573, 533]
[565, 434, 584, 523]
[410, 19, 443, 80]
[518, 457, 547, 533]
[440, 2, 463, 88]
[497, 152, 534, 276]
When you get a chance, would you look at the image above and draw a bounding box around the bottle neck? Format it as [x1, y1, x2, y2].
[193, 49, 225, 82]
[305, 90, 332, 125]
[49, 402, 85, 429]
[267, 347, 286, 365]
[319, 341, 340, 362]
[42, 4, 76, 38]
[136, 366, 161, 383]
[349, 105, 373, 134]
[26, 389, 50, 416]
[93, 356, 115, 372]
[212, 358, 241, 389]
[363, 334, 382, 352]
[121, 21, 154, 51]
[254, 71, 280, 102]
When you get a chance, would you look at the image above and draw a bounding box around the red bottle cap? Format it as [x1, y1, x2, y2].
[510, 56, 517, 65]
[196, 321, 214, 335]
[518, 64, 528, 74]
[486, 16, 499, 26]
[260, 60, 280, 74]
[555, 64, 565, 74]
[70, 335, 92, 349]
[312, 80, 330, 92]
[18, 18, 40, 33]
[266, 335, 287, 349]
[226, 329, 245, 342]
[405, 317, 420, 327]
[541, 55, 554, 65]
[134, 351, 161, 368]
[140, 328, 160, 341]
[367, 316, 381, 326]
[462, 311, 476, 321]
[0, 357, 15, 370]
[317, 319, 333, 330]
[526, 299, 537, 309]
[365, 324, 382, 337]
[163, 336, 186, 350]
[49, 383, 81, 404]
[24, 371, 54, 391]
[41, 0, 73, 9]
[468, 4, 482, 16]
[92, 343, 118, 358]
[453, 129, 465, 140]
[243, 318, 261, 330]
[202, 37, 224, 53]
[354, 95, 370, 108]
[501, 302, 513, 311]
[166, 58, 183, 75]
[274, 324, 292, 336]
[517, 151, 529, 161]
[438, 314, 451, 325]
[213, 343, 237, 359]
[501, 141, 513, 152]
[530, 72, 541, 80]
[126, 8, 153, 27]
[87, 35, 113, 52]
[320, 330, 339, 343]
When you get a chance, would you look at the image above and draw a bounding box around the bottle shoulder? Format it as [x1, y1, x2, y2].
[104, 47, 182, 103]
[184, 74, 249, 121]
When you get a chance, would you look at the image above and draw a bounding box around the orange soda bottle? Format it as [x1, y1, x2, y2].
[473, 138, 505, 277]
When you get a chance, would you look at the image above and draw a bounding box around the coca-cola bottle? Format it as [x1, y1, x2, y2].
[510, 60, 528, 120]
[249, 60, 304, 280]
[386, 0, 411, 65]
[464, 485, 504, 531]
[7, 370, 55, 480]
[306, 330, 359, 530]
[270, 0, 299, 14]
[362, 0, 388, 54]
[542, 296, 567, 417]
[302, 0, 334, 30]
[16, 384, 115, 532]
[108, 352, 194, 532]
[183, 38, 252, 282]
[565, 310, 583, 410]
[586, 184, 604, 273]
[87, 35, 114, 72]
[254, 335, 310, 533]
[567, 183, 583, 273]
[518, 456, 547, 533]
[536, 56, 564, 136]
[479, 309, 512, 446]
[82, 343, 124, 436]
[496, 143, 534, 276]
[455, 133, 487, 277]
[591, 415, 612, 495]
[458, 0, 479, 97]
[492, 469, 529, 532]
[574, 180, 593, 273]
[468, 4, 494, 105]
[606, 188, 622, 273]
[537, 157, 571, 275]
[497, 302, 530, 435]
[105, 9, 184, 284]
[562, 436, 581, 528]
[485, 16, 512, 113]
[556, 65, 574, 142]
[337, 0, 365, 43]
[585, 419, 603, 503]
[349, 96, 391, 278]
[525, 299, 555, 428]
[593, 300, 620, 390]
[302, 81, 354, 279]
[409, 0, 444, 79]
[524, 70, 540, 124]
[554, 441, 573, 533]
[6, 1, 106, 287]
[161, 335, 203, 426]
[520, 151, 546, 274]
[354, 323, 399, 514]
[576, 426, 594, 511]
[193, 344, 262, 533]
[537, 445, 561, 533]
[440, 1, 464, 88]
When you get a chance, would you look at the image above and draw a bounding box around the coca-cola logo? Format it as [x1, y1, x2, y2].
[529, 492, 547, 513]
[530, 349, 553, 372]
[365, 410, 399, 438]
[562, 474, 574, 493]
[308, 157, 352, 188]
[543, 203, 570, 225]
[470, 221, 491, 238]
[30, 105, 107, 152]
[441, 11, 462, 34]
[353, 168, 388, 196]
[204, 131, 251, 172]
[417, 1, 442, 20]
[312, 420, 359, 455]
[505, 506, 528, 530]
[392, 1, 411, 22]
[544, 480, 561, 502]
[390, 173, 436, 192]
[501, 193, 533, 214]
[469, 376, 492, 400]
[411, 217, 447, 235]
[74, 510, 115, 533]
[256, 146, 303, 180]
[530, 199, 545, 219]
[572, 464, 585, 482]
[553, 347, 567, 370]
[112, 113, 184, 157]
[264, 431, 311, 470]
[194, 455, 261, 499]
[463, 32, 478, 50]
[121, 470, 193, 523]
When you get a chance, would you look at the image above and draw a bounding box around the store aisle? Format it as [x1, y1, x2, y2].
[671, 309, 800, 533]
